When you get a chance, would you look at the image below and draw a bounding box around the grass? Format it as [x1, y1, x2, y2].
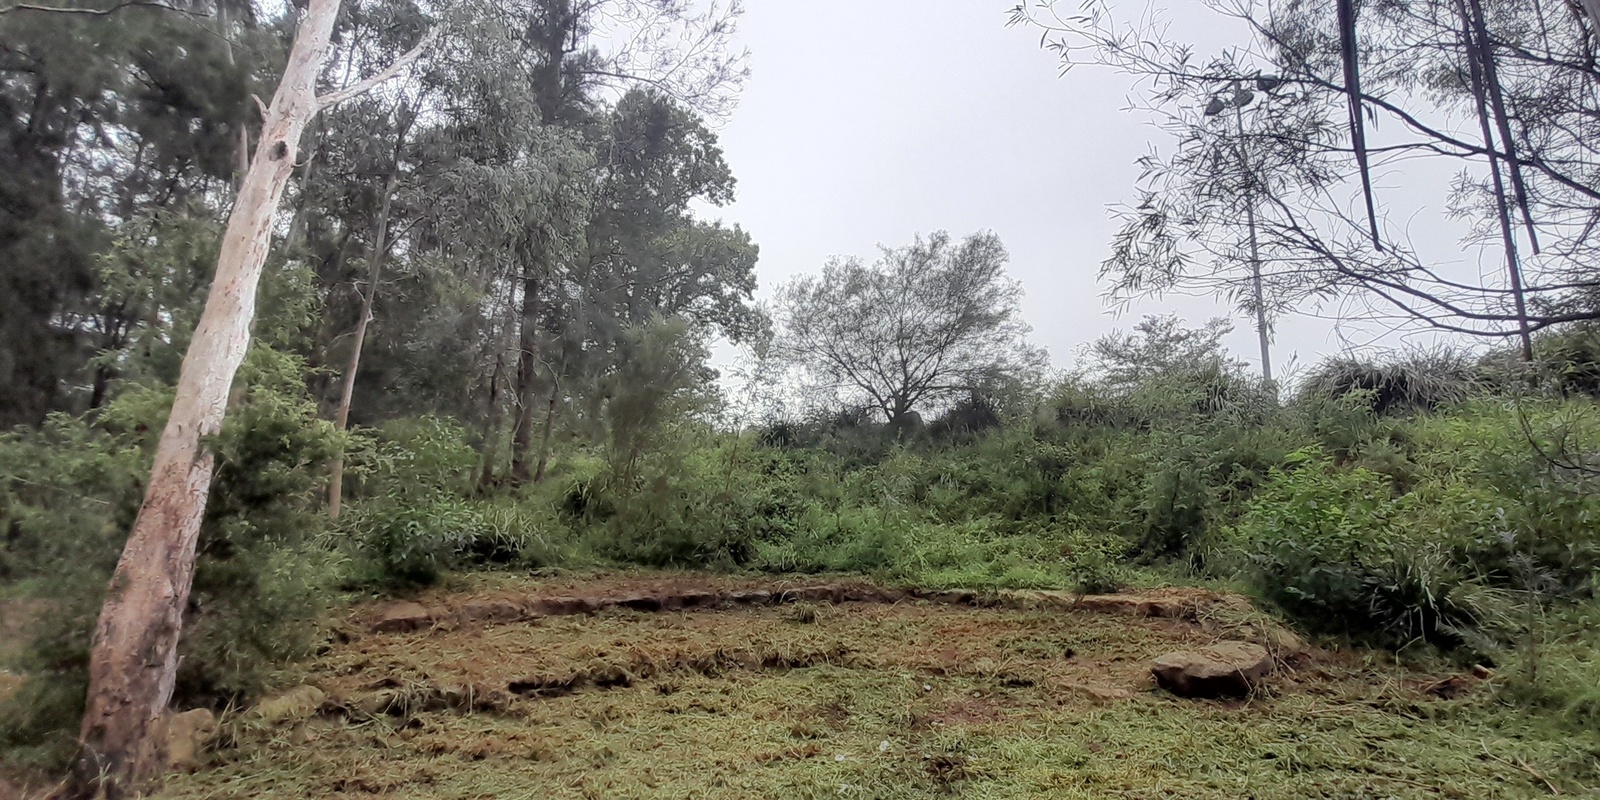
[151, 573, 1600, 799]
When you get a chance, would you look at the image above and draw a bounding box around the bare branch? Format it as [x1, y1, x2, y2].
[316, 28, 437, 112]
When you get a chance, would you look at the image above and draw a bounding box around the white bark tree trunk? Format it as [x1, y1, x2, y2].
[73, 3, 429, 795]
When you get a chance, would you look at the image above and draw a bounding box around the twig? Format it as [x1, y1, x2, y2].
[1482, 741, 1562, 794]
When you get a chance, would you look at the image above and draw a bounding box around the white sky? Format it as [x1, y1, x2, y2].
[700, 0, 1479, 380]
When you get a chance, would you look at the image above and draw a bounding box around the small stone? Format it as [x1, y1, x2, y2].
[1260, 626, 1307, 658]
[162, 708, 217, 772]
[1151, 642, 1272, 698]
[352, 689, 398, 716]
[254, 684, 327, 724]
[729, 590, 773, 605]
[371, 601, 433, 633]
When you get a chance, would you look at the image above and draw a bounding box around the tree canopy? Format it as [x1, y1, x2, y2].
[775, 230, 1046, 428]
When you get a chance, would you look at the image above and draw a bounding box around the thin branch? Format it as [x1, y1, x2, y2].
[0, 0, 199, 15]
[315, 29, 437, 112]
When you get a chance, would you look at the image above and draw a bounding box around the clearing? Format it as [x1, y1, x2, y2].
[130, 573, 1600, 797]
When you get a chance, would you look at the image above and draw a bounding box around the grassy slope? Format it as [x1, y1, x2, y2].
[156, 574, 1596, 800]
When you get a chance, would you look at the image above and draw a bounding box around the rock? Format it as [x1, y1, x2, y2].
[162, 708, 217, 772]
[351, 689, 399, 717]
[254, 684, 327, 724]
[371, 601, 433, 633]
[1152, 642, 1272, 698]
[1259, 626, 1307, 658]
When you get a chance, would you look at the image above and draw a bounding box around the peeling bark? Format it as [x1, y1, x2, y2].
[72, 3, 430, 795]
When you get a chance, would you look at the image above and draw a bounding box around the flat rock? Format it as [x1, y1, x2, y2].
[1152, 641, 1271, 698]
[371, 601, 433, 633]
[254, 684, 327, 723]
[162, 708, 217, 771]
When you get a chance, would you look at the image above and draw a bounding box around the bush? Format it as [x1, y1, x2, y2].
[0, 345, 344, 767]
[1235, 449, 1514, 648]
[1299, 348, 1480, 415]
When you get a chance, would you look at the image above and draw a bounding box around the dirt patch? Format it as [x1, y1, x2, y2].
[155, 573, 1584, 800]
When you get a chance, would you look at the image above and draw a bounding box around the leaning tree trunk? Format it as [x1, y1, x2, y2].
[329, 169, 399, 520]
[73, 4, 428, 794]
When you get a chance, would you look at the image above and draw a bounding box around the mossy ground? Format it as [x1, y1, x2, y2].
[143, 573, 1600, 800]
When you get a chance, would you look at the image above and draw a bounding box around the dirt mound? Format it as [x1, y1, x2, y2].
[356, 576, 1254, 636]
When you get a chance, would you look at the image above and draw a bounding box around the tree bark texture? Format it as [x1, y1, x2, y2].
[73, 3, 344, 795]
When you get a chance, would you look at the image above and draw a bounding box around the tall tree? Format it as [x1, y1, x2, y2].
[72, 2, 428, 793]
[496, 0, 748, 485]
[775, 231, 1047, 428]
[1013, 0, 1600, 345]
[0, 1, 255, 425]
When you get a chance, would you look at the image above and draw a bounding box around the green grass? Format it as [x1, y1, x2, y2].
[151, 575, 1600, 799]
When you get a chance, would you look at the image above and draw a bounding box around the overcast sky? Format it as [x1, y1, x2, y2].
[699, 0, 1471, 380]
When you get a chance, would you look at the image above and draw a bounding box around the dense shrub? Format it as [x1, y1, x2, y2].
[0, 345, 342, 767]
[1233, 449, 1515, 648]
[1299, 348, 1480, 415]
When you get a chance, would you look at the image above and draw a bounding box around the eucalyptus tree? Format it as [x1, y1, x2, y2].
[535, 89, 761, 481]
[0, 0, 261, 425]
[1012, 0, 1600, 349]
[72, 1, 431, 793]
[775, 231, 1047, 429]
[492, 0, 749, 485]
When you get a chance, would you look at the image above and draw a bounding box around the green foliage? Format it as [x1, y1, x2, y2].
[0, 344, 342, 766]
[1234, 449, 1515, 648]
[1299, 348, 1481, 415]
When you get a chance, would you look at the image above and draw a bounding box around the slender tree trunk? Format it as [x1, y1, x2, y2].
[479, 352, 506, 490]
[532, 373, 560, 484]
[72, 3, 431, 793]
[1457, 0, 1534, 360]
[509, 273, 542, 484]
[328, 170, 398, 519]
